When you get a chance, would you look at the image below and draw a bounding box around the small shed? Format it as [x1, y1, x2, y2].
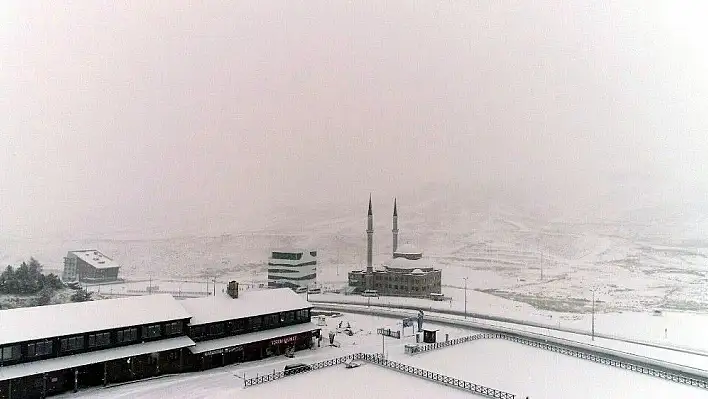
[422, 329, 438, 344]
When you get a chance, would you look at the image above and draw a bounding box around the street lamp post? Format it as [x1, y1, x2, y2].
[591, 289, 596, 341]
[463, 277, 469, 319]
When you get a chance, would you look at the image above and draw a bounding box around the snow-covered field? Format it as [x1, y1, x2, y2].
[406, 339, 708, 399]
[3, 203, 707, 316]
[59, 311, 708, 399]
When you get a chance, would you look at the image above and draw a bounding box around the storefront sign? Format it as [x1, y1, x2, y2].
[224, 346, 243, 353]
[271, 335, 298, 346]
[204, 345, 243, 356]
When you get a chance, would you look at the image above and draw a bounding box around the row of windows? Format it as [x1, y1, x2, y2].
[61, 336, 84, 352]
[28, 341, 53, 357]
[165, 321, 182, 336]
[190, 309, 311, 340]
[142, 325, 161, 339]
[376, 284, 436, 291]
[1, 321, 185, 365]
[208, 323, 225, 336]
[1, 345, 20, 361]
[117, 327, 138, 343]
[378, 275, 441, 282]
[88, 332, 111, 348]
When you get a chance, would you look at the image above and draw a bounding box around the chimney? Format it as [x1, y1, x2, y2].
[227, 281, 239, 299]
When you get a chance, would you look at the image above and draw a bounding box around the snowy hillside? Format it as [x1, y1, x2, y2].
[2, 190, 708, 314]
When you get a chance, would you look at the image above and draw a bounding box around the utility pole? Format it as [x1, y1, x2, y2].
[591, 289, 595, 341]
[213, 277, 216, 296]
[463, 277, 468, 319]
[381, 333, 385, 357]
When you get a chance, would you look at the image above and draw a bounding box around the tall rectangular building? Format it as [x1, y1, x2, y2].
[267, 249, 317, 290]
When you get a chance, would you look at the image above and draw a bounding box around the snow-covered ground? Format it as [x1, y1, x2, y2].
[59, 312, 708, 399]
[405, 339, 708, 399]
[3, 203, 708, 317]
[309, 289, 708, 353]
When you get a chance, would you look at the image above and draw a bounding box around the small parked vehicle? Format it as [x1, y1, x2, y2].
[344, 359, 362, 369]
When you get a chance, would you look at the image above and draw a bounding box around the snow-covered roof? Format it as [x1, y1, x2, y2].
[394, 244, 422, 255]
[189, 322, 319, 354]
[69, 250, 120, 270]
[0, 294, 191, 346]
[178, 288, 311, 326]
[0, 336, 194, 381]
[268, 249, 317, 265]
[271, 248, 314, 254]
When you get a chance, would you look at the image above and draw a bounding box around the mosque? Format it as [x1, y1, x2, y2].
[347, 197, 442, 298]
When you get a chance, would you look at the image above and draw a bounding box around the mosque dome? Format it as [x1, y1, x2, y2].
[388, 256, 431, 271]
[395, 243, 422, 255]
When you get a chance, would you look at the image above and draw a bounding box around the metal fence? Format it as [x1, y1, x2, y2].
[406, 333, 502, 355]
[363, 354, 516, 399]
[243, 352, 515, 397]
[243, 353, 364, 387]
[401, 328, 708, 391]
[498, 334, 708, 390]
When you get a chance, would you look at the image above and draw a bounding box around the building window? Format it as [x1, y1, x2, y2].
[232, 319, 245, 333]
[250, 316, 262, 331]
[142, 325, 161, 339]
[88, 332, 111, 348]
[165, 321, 183, 336]
[208, 323, 225, 336]
[28, 341, 53, 357]
[263, 314, 279, 328]
[189, 326, 204, 340]
[60, 336, 84, 352]
[295, 309, 309, 321]
[283, 311, 295, 324]
[117, 327, 138, 343]
[1, 345, 20, 361]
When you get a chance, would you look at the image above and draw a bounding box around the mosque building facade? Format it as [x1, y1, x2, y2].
[347, 197, 442, 298]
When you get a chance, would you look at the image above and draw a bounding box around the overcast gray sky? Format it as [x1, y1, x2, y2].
[2, 1, 708, 239]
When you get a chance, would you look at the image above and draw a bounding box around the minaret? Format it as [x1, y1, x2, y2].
[365, 195, 374, 291]
[367, 195, 374, 273]
[392, 198, 399, 255]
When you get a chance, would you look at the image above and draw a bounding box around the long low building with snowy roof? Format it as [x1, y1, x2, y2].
[179, 282, 319, 370]
[0, 283, 319, 398]
[0, 294, 194, 398]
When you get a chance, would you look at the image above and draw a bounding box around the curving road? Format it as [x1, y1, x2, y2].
[310, 298, 708, 358]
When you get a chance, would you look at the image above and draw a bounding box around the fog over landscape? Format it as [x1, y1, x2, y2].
[2, 1, 708, 243]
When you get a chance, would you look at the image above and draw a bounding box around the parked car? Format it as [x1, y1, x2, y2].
[284, 363, 312, 376]
[294, 287, 308, 294]
[344, 359, 362, 369]
[362, 289, 379, 297]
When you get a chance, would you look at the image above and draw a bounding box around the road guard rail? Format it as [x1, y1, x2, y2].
[243, 352, 516, 398]
[313, 302, 708, 391]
